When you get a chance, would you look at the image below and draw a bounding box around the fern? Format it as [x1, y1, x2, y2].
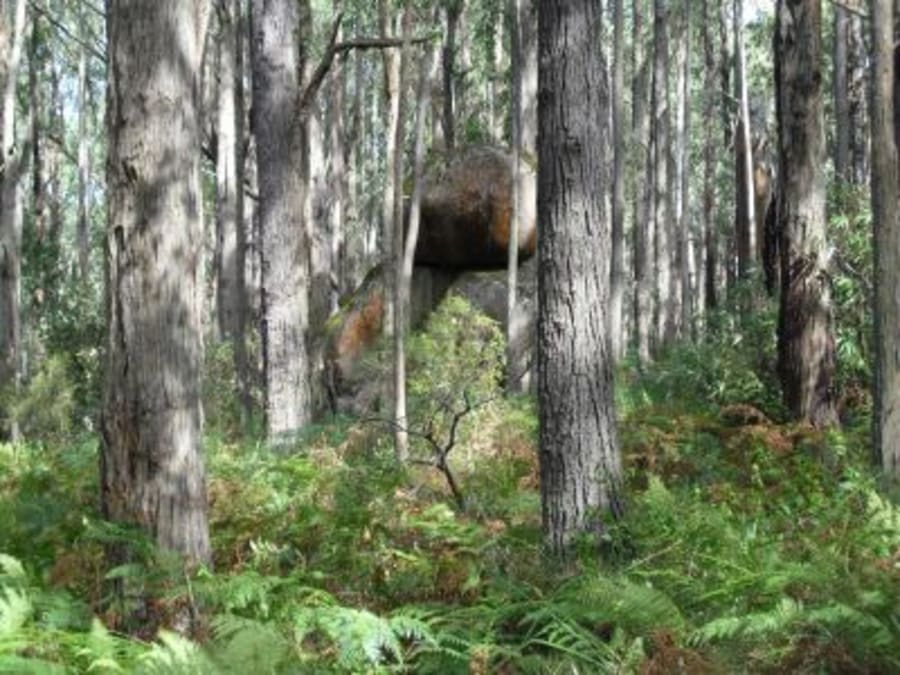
[209, 614, 293, 673]
[134, 630, 217, 675]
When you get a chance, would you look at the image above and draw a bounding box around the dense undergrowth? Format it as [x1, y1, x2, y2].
[2, 298, 899, 674]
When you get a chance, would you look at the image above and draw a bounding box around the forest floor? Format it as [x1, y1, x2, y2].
[1, 339, 899, 673]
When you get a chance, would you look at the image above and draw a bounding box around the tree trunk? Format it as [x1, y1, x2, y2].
[77, 9, 90, 281]
[215, 0, 245, 342]
[832, 5, 850, 183]
[29, 14, 44, 243]
[537, 0, 622, 555]
[734, 0, 755, 280]
[719, 0, 731, 149]
[520, 0, 537, 157]
[442, 0, 460, 152]
[379, 0, 399, 332]
[678, 0, 693, 336]
[652, 0, 673, 349]
[702, 0, 718, 315]
[847, 13, 867, 185]
[328, 0, 346, 311]
[251, 0, 312, 440]
[632, 0, 653, 365]
[507, 0, 522, 391]
[397, 39, 437, 458]
[774, 0, 836, 428]
[392, 7, 411, 461]
[0, 0, 27, 442]
[610, 0, 626, 362]
[870, 0, 900, 476]
[102, 0, 211, 568]
[215, 0, 251, 426]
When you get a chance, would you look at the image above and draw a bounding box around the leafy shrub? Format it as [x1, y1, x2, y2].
[1, 356, 76, 442]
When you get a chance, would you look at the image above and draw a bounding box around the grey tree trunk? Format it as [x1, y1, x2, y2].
[847, 14, 867, 184]
[392, 7, 411, 461]
[101, 0, 212, 566]
[870, 0, 900, 476]
[520, 0, 537, 157]
[215, 0, 251, 425]
[632, 0, 652, 365]
[379, 0, 399, 331]
[77, 9, 90, 281]
[734, 0, 755, 280]
[678, 0, 693, 336]
[0, 0, 27, 442]
[441, 0, 460, 153]
[832, 5, 850, 183]
[328, 0, 346, 310]
[215, 0, 245, 342]
[774, 0, 836, 428]
[702, 0, 718, 315]
[507, 0, 522, 391]
[610, 0, 626, 362]
[718, 0, 731, 149]
[397, 40, 437, 459]
[537, 0, 622, 555]
[29, 15, 44, 243]
[652, 0, 673, 349]
[251, 0, 312, 439]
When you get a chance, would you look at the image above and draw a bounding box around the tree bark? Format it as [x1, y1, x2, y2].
[632, 0, 653, 365]
[774, 0, 837, 428]
[215, 0, 251, 426]
[77, 8, 90, 281]
[520, 0, 537, 157]
[251, 0, 312, 440]
[0, 0, 27, 442]
[610, 0, 626, 362]
[734, 0, 755, 280]
[397, 39, 437, 457]
[537, 0, 622, 555]
[507, 0, 522, 391]
[652, 0, 674, 349]
[847, 13, 867, 184]
[391, 7, 411, 461]
[327, 0, 346, 310]
[870, 0, 900, 476]
[832, 5, 850, 183]
[215, 0, 245, 342]
[101, 0, 212, 566]
[441, 0, 460, 153]
[702, 0, 718, 315]
[678, 0, 693, 337]
[29, 13, 44, 243]
[379, 0, 399, 332]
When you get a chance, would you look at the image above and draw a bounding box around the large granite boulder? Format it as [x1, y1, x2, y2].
[413, 146, 536, 270]
[317, 146, 539, 416]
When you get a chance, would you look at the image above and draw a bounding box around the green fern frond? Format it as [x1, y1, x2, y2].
[135, 630, 217, 675]
[0, 554, 26, 580]
[0, 587, 32, 641]
[209, 614, 292, 673]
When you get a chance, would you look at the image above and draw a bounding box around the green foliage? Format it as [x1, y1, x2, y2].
[828, 182, 873, 391]
[2, 356, 76, 442]
[404, 294, 505, 465]
[2, 325, 898, 673]
[625, 290, 785, 419]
